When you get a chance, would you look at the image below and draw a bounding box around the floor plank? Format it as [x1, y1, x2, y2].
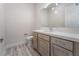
[5, 43, 39, 56]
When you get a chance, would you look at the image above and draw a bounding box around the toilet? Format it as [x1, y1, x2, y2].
[25, 35, 33, 47]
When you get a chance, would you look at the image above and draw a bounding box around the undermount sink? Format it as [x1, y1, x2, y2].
[38, 29, 53, 32]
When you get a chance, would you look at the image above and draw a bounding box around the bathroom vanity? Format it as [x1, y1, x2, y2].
[32, 28, 79, 56]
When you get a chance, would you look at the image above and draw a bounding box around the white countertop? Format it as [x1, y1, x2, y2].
[33, 29, 79, 42]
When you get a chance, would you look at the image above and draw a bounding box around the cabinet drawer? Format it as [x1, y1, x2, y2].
[38, 33, 49, 41]
[33, 36, 37, 39]
[51, 37, 73, 51]
[32, 32, 37, 37]
[53, 45, 73, 56]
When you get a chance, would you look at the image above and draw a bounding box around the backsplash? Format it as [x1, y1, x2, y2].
[53, 27, 79, 34]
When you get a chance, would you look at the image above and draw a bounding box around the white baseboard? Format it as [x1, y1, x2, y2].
[0, 43, 5, 56]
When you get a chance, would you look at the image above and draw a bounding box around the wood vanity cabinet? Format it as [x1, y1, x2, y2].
[32, 32, 38, 50]
[38, 33, 50, 56]
[32, 32, 79, 56]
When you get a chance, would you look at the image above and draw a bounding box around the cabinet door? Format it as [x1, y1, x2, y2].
[51, 46, 54, 56]
[38, 38, 49, 56]
[74, 42, 79, 56]
[32, 36, 38, 49]
[53, 45, 73, 56]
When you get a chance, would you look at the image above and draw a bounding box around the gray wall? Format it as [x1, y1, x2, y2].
[4, 3, 48, 47]
[0, 4, 5, 39]
[4, 3, 36, 46]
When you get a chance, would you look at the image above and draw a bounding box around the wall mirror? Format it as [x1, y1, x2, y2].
[42, 3, 79, 28]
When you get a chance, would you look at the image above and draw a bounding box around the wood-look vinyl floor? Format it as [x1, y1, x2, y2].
[5, 44, 39, 56]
